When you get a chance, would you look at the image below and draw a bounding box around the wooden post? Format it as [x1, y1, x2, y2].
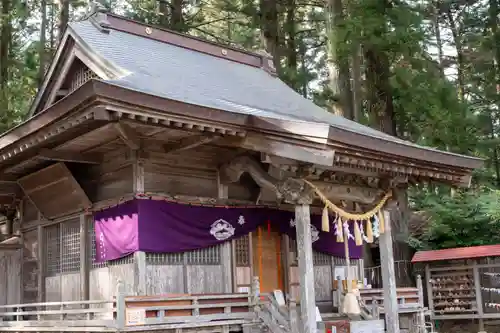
[295, 203, 316, 333]
[132, 151, 147, 296]
[80, 214, 90, 300]
[217, 171, 232, 293]
[379, 209, 400, 333]
[416, 275, 425, 333]
[424, 264, 433, 314]
[473, 261, 485, 331]
[116, 280, 126, 329]
[36, 222, 46, 303]
[133, 252, 146, 295]
[416, 275, 424, 307]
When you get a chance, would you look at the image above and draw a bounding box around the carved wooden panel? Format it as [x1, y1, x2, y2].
[18, 163, 91, 219]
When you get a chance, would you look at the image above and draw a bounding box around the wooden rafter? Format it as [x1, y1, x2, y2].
[163, 134, 221, 154]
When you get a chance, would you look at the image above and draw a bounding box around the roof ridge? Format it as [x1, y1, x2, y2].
[85, 7, 277, 75]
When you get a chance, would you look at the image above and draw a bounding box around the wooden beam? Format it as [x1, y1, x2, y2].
[37, 148, 102, 164]
[114, 122, 141, 150]
[0, 195, 15, 206]
[380, 210, 400, 333]
[219, 134, 335, 167]
[0, 174, 18, 183]
[295, 203, 316, 333]
[164, 134, 221, 154]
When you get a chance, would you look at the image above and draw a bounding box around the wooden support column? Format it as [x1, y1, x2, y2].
[80, 214, 90, 300]
[217, 171, 233, 293]
[36, 221, 46, 303]
[473, 261, 485, 331]
[132, 150, 147, 295]
[379, 209, 400, 333]
[295, 203, 316, 333]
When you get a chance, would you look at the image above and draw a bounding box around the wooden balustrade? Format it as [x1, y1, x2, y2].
[0, 280, 261, 332]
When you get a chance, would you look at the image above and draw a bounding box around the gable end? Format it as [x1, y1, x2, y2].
[28, 28, 126, 117]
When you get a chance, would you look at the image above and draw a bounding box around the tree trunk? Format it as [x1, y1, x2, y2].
[285, 0, 298, 90]
[170, 0, 185, 32]
[326, 0, 354, 119]
[58, 0, 70, 42]
[363, 0, 412, 277]
[259, 0, 280, 72]
[38, 0, 48, 86]
[365, 48, 396, 135]
[159, 0, 169, 27]
[489, 0, 500, 187]
[0, 0, 11, 107]
[350, 39, 362, 122]
[433, 1, 445, 77]
[446, 9, 466, 102]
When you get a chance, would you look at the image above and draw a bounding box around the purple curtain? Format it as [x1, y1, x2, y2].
[93, 199, 362, 262]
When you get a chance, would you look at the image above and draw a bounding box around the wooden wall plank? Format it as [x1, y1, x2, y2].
[146, 265, 185, 295]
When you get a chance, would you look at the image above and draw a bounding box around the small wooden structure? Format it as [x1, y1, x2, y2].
[412, 244, 500, 332]
[0, 4, 483, 333]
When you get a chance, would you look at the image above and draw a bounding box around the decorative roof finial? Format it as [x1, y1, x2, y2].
[89, 1, 111, 33]
[255, 49, 277, 76]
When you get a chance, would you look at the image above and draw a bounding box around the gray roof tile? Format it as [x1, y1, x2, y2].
[69, 20, 470, 157]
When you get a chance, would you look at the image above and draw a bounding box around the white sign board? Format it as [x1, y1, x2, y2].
[273, 290, 286, 307]
[126, 308, 146, 326]
[350, 320, 384, 333]
[238, 286, 250, 293]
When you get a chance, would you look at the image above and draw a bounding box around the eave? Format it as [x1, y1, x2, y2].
[0, 80, 483, 187]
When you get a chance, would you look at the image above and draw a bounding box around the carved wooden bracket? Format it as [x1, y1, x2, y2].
[219, 155, 313, 205]
[220, 155, 389, 205]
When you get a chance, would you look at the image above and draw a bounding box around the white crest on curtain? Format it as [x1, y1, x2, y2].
[209, 219, 235, 240]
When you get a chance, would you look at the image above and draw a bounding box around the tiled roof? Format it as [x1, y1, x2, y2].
[411, 244, 500, 263]
[68, 20, 449, 151]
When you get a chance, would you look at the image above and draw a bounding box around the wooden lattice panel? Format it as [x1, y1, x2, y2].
[18, 163, 91, 219]
[70, 66, 98, 93]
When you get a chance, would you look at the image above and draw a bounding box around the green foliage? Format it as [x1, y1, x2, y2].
[409, 187, 500, 250]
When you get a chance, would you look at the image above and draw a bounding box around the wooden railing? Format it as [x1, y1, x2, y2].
[0, 280, 258, 332]
[0, 299, 116, 331]
[365, 260, 414, 288]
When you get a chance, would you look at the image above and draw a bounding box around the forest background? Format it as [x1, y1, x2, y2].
[0, 0, 499, 263]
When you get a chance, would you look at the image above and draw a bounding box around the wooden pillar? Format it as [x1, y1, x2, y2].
[379, 209, 400, 333]
[80, 214, 90, 300]
[217, 171, 232, 293]
[36, 222, 46, 303]
[473, 261, 485, 331]
[295, 203, 316, 333]
[132, 151, 147, 295]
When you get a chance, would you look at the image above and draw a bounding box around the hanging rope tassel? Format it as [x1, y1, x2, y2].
[267, 220, 271, 236]
[322, 206, 330, 232]
[354, 221, 363, 246]
[336, 216, 343, 242]
[378, 211, 385, 234]
[366, 219, 374, 243]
